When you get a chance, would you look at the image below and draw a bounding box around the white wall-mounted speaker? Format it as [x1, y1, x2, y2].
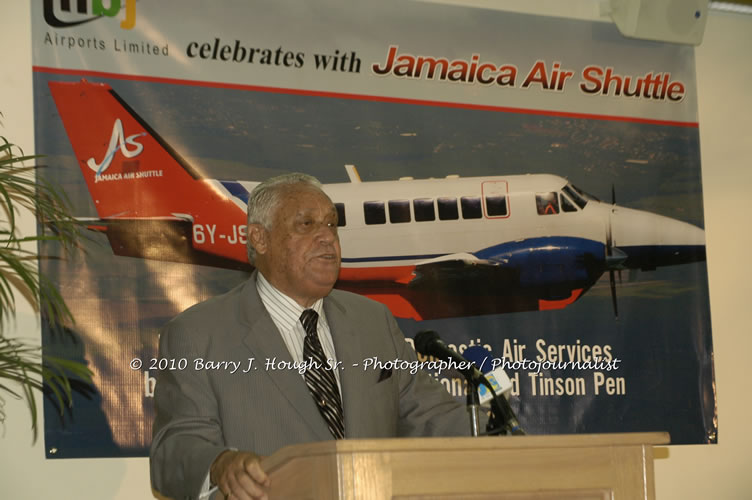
[609, 0, 709, 45]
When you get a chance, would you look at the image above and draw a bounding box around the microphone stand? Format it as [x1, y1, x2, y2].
[484, 385, 526, 436]
[466, 380, 482, 437]
[457, 366, 526, 437]
[468, 373, 526, 437]
[413, 330, 525, 437]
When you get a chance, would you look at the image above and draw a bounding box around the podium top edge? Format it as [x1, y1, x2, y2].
[262, 432, 670, 471]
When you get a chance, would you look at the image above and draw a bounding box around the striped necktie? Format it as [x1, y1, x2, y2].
[300, 309, 345, 439]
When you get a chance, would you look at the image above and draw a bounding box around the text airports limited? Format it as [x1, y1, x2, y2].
[44, 32, 169, 56]
[42, 31, 344, 72]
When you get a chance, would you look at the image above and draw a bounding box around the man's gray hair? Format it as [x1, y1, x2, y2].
[246, 172, 324, 264]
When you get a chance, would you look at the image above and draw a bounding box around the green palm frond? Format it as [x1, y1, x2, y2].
[0, 136, 92, 441]
[0, 137, 83, 326]
[0, 337, 93, 440]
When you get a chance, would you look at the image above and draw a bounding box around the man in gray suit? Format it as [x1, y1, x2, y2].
[150, 173, 469, 500]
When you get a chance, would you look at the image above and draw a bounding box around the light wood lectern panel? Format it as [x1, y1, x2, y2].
[261, 432, 669, 500]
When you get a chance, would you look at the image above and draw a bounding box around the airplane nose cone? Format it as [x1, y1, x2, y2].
[611, 206, 706, 270]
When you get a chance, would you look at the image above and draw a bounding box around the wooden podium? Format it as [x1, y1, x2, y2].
[261, 432, 669, 499]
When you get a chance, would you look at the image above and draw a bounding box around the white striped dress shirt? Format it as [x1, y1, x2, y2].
[256, 272, 342, 389]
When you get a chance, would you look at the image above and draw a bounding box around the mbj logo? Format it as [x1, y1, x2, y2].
[44, 0, 137, 30]
[87, 119, 146, 175]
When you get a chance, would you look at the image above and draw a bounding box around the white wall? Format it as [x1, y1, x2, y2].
[657, 9, 752, 499]
[1, 1, 750, 498]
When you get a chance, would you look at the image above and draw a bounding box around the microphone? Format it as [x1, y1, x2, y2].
[414, 331, 525, 436]
[414, 330, 487, 436]
[413, 330, 487, 387]
[463, 344, 524, 435]
[463, 345, 514, 405]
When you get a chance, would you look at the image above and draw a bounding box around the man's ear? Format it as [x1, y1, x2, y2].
[248, 224, 268, 255]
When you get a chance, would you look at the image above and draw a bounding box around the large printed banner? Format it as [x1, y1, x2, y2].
[32, 0, 715, 457]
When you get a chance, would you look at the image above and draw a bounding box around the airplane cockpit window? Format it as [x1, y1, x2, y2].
[388, 200, 411, 223]
[563, 184, 588, 209]
[334, 202, 346, 227]
[438, 197, 459, 220]
[413, 198, 436, 222]
[485, 195, 508, 217]
[461, 196, 482, 219]
[559, 193, 577, 213]
[575, 185, 598, 201]
[364, 201, 386, 225]
[536, 192, 559, 215]
[573, 184, 600, 202]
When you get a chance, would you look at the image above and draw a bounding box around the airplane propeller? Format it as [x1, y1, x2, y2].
[605, 183, 627, 318]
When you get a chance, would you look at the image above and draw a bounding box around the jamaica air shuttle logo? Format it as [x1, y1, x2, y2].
[44, 0, 136, 30]
[88, 119, 146, 179]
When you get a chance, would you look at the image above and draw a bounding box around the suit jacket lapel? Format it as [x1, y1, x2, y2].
[324, 293, 371, 438]
[238, 274, 331, 441]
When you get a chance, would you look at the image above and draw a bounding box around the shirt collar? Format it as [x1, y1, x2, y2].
[256, 272, 324, 332]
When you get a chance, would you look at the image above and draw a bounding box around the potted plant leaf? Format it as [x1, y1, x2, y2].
[0, 134, 92, 441]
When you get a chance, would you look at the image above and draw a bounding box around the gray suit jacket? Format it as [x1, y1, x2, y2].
[150, 272, 469, 499]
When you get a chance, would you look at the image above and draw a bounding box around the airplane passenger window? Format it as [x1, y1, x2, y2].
[536, 192, 559, 215]
[437, 197, 459, 220]
[413, 198, 435, 222]
[334, 202, 346, 227]
[388, 200, 411, 223]
[485, 195, 508, 217]
[559, 193, 577, 213]
[461, 196, 482, 219]
[364, 201, 386, 225]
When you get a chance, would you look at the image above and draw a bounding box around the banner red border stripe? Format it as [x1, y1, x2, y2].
[33, 66, 699, 128]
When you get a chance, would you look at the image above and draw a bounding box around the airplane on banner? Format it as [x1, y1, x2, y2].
[48, 79, 706, 320]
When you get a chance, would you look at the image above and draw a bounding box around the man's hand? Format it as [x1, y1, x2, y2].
[210, 450, 270, 500]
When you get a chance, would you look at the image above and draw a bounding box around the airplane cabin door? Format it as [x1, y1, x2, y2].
[481, 180, 510, 219]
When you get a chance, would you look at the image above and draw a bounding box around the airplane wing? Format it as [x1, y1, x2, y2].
[409, 253, 520, 290]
